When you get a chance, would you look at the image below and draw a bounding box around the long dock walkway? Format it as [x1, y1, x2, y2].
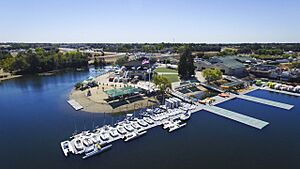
[202, 105, 269, 129]
[199, 83, 224, 93]
[261, 87, 300, 97]
[236, 94, 293, 110]
[67, 100, 83, 111]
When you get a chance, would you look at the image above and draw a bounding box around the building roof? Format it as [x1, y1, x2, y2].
[213, 56, 245, 69]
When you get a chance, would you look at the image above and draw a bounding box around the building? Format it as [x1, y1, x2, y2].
[194, 56, 248, 77]
[123, 60, 152, 80]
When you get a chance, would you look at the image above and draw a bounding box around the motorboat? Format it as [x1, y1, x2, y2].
[131, 122, 141, 129]
[180, 111, 191, 121]
[117, 126, 127, 135]
[74, 138, 84, 151]
[143, 117, 154, 124]
[83, 138, 93, 147]
[109, 129, 119, 138]
[124, 124, 134, 132]
[169, 122, 186, 132]
[137, 119, 148, 127]
[100, 133, 110, 141]
[82, 144, 112, 159]
[124, 131, 147, 142]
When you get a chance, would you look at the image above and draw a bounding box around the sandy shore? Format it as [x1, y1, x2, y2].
[69, 72, 159, 113]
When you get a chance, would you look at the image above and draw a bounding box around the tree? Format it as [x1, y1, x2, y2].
[152, 75, 171, 103]
[203, 68, 223, 83]
[178, 45, 195, 79]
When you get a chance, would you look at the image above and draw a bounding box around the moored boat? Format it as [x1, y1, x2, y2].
[82, 144, 112, 159]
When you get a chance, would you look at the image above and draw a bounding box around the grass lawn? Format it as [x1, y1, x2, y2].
[159, 74, 179, 83]
[154, 67, 179, 82]
[154, 67, 177, 73]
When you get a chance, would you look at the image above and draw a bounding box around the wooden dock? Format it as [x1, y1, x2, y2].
[261, 87, 300, 97]
[203, 105, 269, 129]
[67, 100, 83, 111]
[236, 94, 294, 110]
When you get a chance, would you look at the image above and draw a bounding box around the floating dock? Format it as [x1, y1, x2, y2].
[203, 105, 269, 129]
[67, 100, 83, 111]
[236, 94, 294, 110]
[261, 87, 300, 97]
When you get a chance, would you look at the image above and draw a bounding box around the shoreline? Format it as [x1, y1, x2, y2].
[0, 75, 22, 82]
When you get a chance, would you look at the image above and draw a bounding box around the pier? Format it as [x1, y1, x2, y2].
[199, 82, 224, 93]
[202, 105, 269, 129]
[236, 94, 294, 110]
[67, 100, 83, 111]
[260, 87, 300, 97]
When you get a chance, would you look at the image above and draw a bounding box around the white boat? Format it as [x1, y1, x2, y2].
[74, 138, 84, 151]
[124, 131, 147, 142]
[180, 112, 191, 121]
[131, 122, 141, 129]
[82, 144, 112, 159]
[124, 124, 134, 132]
[169, 123, 186, 132]
[91, 134, 101, 143]
[109, 129, 119, 137]
[100, 133, 110, 141]
[117, 126, 127, 135]
[162, 120, 173, 129]
[143, 117, 154, 124]
[137, 119, 148, 127]
[83, 138, 93, 147]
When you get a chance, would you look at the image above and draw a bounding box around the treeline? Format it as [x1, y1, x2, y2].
[0, 48, 89, 74]
[2, 42, 300, 54]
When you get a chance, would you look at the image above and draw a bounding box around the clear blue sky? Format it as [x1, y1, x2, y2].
[1, 0, 299, 43]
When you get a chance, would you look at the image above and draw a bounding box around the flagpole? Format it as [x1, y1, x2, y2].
[148, 57, 151, 93]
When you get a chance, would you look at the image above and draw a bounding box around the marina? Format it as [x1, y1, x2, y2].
[61, 87, 296, 158]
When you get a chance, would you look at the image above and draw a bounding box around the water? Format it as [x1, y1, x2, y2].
[0, 71, 300, 169]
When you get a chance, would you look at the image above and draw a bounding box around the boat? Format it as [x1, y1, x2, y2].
[82, 144, 112, 159]
[137, 119, 148, 127]
[143, 117, 154, 124]
[83, 138, 93, 147]
[131, 122, 142, 129]
[109, 129, 119, 137]
[124, 124, 134, 132]
[180, 111, 191, 121]
[117, 126, 127, 135]
[91, 134, 101, 143]
[162, 120, 173, 129]
[169, 122, 186, 132]
[100, 133, 110, 141]
[74, 138, 84, 151]
[124, 131, 147, 142]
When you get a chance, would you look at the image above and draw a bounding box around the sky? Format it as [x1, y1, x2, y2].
[0, 0, 300, 43]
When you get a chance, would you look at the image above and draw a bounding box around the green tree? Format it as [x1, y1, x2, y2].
[152, 75, 171, 103]
[202, 68, 223, 83]
[178, 45, 195, 79]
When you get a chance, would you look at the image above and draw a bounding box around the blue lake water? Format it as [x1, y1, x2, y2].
[0, 70, 299, 169]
